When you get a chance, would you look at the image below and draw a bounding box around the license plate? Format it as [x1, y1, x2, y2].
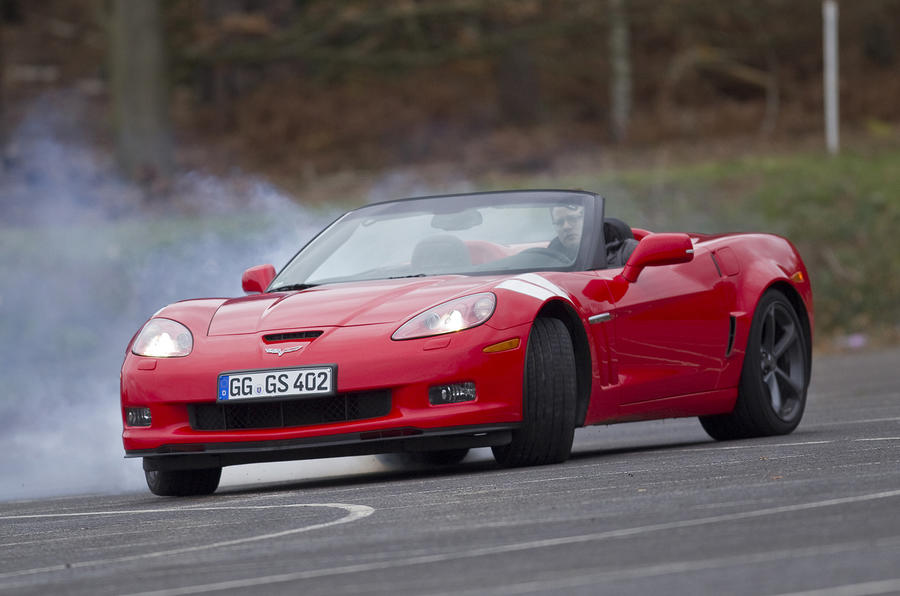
[217, 366, 335, 401]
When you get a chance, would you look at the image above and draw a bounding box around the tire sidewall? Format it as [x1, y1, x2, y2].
[493, 317, 577, 466]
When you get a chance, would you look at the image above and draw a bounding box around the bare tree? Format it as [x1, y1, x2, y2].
[109, 0, 173, 185]
[0, 5, 7, 156]
[608, 0, 631, 142]
[495, 45, 542, 126]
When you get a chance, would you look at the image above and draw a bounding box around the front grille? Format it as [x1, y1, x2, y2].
[188, 390, 392, 431]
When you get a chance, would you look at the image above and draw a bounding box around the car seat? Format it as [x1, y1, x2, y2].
[411, 234, 472, 272]
[603, 218, 640, 268]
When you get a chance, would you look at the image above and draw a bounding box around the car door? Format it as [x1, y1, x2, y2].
[600, 248, 731, 406]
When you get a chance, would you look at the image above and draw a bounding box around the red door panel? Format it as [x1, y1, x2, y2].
[606, 253, 731, 405]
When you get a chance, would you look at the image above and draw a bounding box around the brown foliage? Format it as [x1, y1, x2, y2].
[2, 0, 899, 182]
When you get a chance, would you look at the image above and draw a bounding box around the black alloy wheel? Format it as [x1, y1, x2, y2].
[758, 298, 807, 422]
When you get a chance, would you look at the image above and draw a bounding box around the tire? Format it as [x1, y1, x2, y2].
[145, 467, 222, 497]
[377, 449, 470, 468]
[700, 290, 810, 441]
[492, 317, 577, 467]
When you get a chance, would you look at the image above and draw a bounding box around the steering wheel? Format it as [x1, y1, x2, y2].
[605, 237, 624, 254]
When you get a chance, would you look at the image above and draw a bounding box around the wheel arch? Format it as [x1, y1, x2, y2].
[535, 299, 592, 427]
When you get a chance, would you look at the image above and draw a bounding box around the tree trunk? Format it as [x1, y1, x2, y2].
[495, 45, 542, 126]
[608, 0, 631, 143]
[110, 0, 173, 186]
[0, 13, 6, 155]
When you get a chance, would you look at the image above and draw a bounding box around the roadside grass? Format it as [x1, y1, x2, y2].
[3, 145, 897, 346]
[481, 145, 900, 342]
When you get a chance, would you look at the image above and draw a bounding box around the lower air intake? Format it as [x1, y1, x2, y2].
[188, 390, 391, 431]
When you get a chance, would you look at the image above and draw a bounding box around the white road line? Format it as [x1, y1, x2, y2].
[0, 503, 361, 521]
[768, 578, 900, 596]
[813, 416, 900, 427]
[0, 503, 373, 582]
[667, 440, 834, 454]
[710, 440, 834, 449]
[120, 488, 900, 596]
[667, 436, 900, 454]
[426, 538, 900, 596]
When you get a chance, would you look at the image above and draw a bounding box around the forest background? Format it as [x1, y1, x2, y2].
[2, 0, 900, 343]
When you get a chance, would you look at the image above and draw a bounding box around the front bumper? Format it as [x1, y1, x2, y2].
[135, 424, 517, 471]
[122, 320, 531, 463]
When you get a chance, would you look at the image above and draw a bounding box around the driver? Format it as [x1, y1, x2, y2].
[548, 204, 584, 260]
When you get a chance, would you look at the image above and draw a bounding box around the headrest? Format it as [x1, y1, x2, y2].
[411, 235, 471, 271]
[603, 217, 634, 244]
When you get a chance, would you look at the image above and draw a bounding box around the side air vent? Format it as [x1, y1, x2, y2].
[263, 331, 323, 342]
[726, 316, 737, 357]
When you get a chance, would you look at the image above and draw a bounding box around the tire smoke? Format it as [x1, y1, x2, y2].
[0, 96, 338, 500]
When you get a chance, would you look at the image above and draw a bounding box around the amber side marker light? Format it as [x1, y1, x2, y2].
[791, 271, 805, 283]
[483, 338, 521, 353]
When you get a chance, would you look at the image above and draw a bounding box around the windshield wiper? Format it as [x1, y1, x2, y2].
[268, 283, 318, 292]
[270, 275, 425, 291]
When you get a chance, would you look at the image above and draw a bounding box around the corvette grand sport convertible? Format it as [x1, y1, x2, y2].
[121, 190, 813, 496]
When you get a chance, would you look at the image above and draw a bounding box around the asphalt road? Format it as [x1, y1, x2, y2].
[2, 348, 899, 596]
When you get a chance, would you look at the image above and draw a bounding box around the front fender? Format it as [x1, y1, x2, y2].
[487, 273, 573, 330]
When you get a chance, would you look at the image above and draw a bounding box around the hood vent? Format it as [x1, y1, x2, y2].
[263, 331, 323, 343]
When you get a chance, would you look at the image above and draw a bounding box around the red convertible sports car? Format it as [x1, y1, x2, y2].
[121, 190, 812, 496]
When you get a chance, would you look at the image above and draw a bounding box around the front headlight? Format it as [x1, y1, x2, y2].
[132, 318, 193, 357]
[392, 293, 496, 340]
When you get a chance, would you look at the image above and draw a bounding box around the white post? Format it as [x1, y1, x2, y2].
[823, 0, 839, 155]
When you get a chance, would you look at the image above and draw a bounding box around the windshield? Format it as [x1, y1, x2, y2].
[270, 191, 598, 290]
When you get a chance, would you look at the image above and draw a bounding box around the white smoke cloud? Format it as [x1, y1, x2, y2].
[0, 93, 337, 501]
[0, 90, 491, 501]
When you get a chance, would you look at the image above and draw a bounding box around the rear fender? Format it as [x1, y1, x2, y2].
[717, 235, 813, 389]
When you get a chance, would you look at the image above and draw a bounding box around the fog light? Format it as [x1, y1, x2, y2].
[429, 382, 476, 405]
[125, 407, 152, 427]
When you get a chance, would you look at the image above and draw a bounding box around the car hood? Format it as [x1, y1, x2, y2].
[207, 276, 499, 336]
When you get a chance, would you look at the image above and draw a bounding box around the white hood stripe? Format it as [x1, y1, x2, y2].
[496, 273, 565, 302]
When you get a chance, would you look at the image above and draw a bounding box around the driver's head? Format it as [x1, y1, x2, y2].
[551, 204, 584, 252]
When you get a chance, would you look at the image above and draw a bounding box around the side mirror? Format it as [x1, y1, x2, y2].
[241, 264, 276, 294]
[620, 233, 693, 283]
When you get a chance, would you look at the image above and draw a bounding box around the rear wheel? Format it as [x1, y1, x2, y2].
[145, 467, 222, 497]
[700, 290, 809, 440]
[492, 317, 577, 467]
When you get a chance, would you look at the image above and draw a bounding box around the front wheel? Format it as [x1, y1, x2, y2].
[492, 317, 577, 467]
[145, 467, 222, 497]
[700, 290, 810, 441]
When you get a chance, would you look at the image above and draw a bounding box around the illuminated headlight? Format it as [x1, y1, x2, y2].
[392, 293, 496, 340]
[125, 407, 152, 427]
[132, 318, 193, 357]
